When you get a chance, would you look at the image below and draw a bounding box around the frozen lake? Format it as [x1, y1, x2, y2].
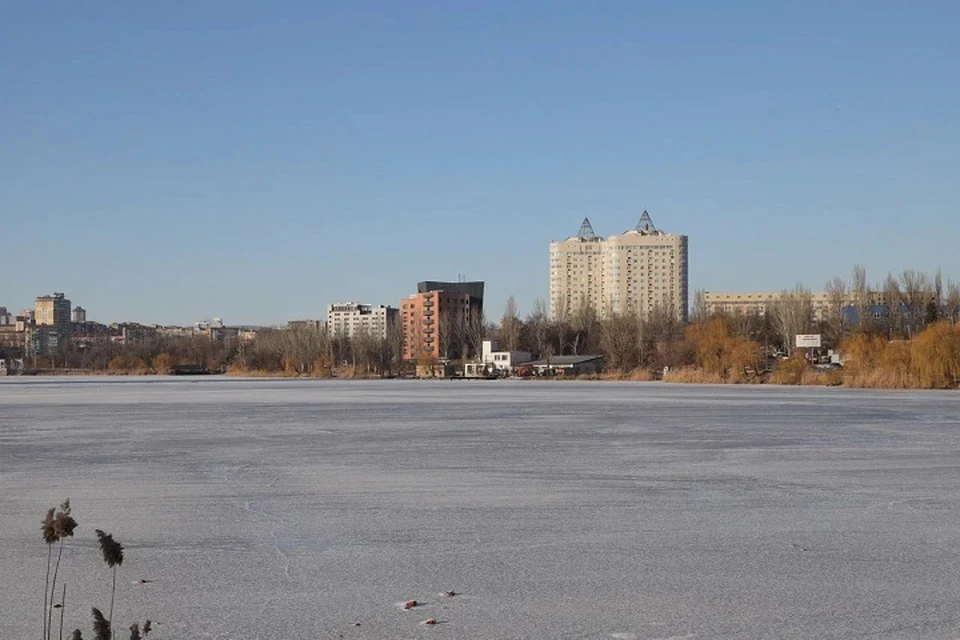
[2, 377, 960, 639]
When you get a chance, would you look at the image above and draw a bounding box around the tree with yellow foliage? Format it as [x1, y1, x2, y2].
[688, 317, 761, 382]
[910, 322, 960, 388]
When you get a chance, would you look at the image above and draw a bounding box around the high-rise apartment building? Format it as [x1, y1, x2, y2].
[326, 303, 398, 340]
[35, 293, 72, 331]
[401, 281, 484, 362]
[549, 212, 688, 321]
[33, 292, 72, 355]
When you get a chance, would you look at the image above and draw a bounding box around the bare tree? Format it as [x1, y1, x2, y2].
[883, 273, 905, 339]
[824, 276, 847, 347]
[945, 279, 960, 325]
[927, 269, 945, 327]
[689, 289, 709, 324]
[499, 296, 522, 352]
[852, 264, 870, 331]
[464, 309, 487, 361]
[570, 297, 598, 355]
[351, 328, 378, 374]
[599, 312, 639, 372]
[552, 294, 572, 356]
[527, 299, 550, 359]
[899, 269, 932, 338]
[282, 325, 328, 374]
[439, 307, 458, 361]
[387, 314, 404, 374]
[768, 284, 814, 355]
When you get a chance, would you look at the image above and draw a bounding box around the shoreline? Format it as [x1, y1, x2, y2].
[4, 368, 957, 391]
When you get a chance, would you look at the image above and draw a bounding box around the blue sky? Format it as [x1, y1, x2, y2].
[2, 1, 958, 325]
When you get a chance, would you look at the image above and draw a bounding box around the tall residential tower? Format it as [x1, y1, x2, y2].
[549, 212, 688, 321]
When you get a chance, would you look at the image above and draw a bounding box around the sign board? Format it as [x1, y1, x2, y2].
[795, 334, 822, 348]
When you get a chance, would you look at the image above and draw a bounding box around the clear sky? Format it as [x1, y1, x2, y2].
[2, 1, 958, 326]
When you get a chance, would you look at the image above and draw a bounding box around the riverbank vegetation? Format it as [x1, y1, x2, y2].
[5, 266, 959, 389]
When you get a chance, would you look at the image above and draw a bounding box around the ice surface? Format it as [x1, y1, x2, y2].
[1, 377, 960, 639]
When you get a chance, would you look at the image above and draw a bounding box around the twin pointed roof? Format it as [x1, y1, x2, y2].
[571, 211, 660, 240]
[635, 210, 657, 233]
[577, 217, 597, 241]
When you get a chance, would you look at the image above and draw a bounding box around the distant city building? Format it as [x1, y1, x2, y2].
[33, 293, 72, 355]
[0, 307, 12, 326]
[701, 291, 881, 322]
[288, 319, 324, 332]
[189, 318, 236, 343]
[70, 321, 110, 348]
[549, 212, 688, 322]
[237, 328, 260, 343]
[401, 281, 484, 362]
[72, 306, 86, 323]
[703, 291, 829, 316]
[111, 322, 159, 345]
[194, 317, 225, 330]
[31, 328, 63, 355]
[0, 323, 25, 350]
[153, 325, 191, 338]
[36, 293, 71, 331]
[0, 357, 24, 375]
[326, 303, 397, 340]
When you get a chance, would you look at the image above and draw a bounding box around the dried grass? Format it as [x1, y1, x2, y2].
[662, 367, 725, 384]
[799, 370, 844, 386]
[225, 365, 299, 378]
[597, 368, 655, 381]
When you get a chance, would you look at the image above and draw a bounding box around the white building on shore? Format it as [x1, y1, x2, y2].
[481, 340, 532, 373]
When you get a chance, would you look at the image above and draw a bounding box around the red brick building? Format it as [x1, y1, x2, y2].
[401, 281, 484, 362]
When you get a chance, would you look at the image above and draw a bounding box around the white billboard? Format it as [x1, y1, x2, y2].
[795, 334, 822, 348]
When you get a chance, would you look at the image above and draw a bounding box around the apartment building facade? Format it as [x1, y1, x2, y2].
[36, 293, 72, 331]
[702, 290, 894, 322]
[326, 303, 398, 340]
[549, 212, 688, 322]
[33, 293, 73, 355]
[401, 281, 484, 362]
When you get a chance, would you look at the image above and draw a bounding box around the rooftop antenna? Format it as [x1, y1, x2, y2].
[577, 217, 598, 240]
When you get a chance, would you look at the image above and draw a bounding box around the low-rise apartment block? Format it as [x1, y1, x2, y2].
[288, 319, 323, 332]
[703, 291, 841, 322]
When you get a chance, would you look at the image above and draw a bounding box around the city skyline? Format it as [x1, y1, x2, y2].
[3, 2, 959, 325]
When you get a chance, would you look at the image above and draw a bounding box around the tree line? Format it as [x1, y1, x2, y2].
[8, 265, 959, 387]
